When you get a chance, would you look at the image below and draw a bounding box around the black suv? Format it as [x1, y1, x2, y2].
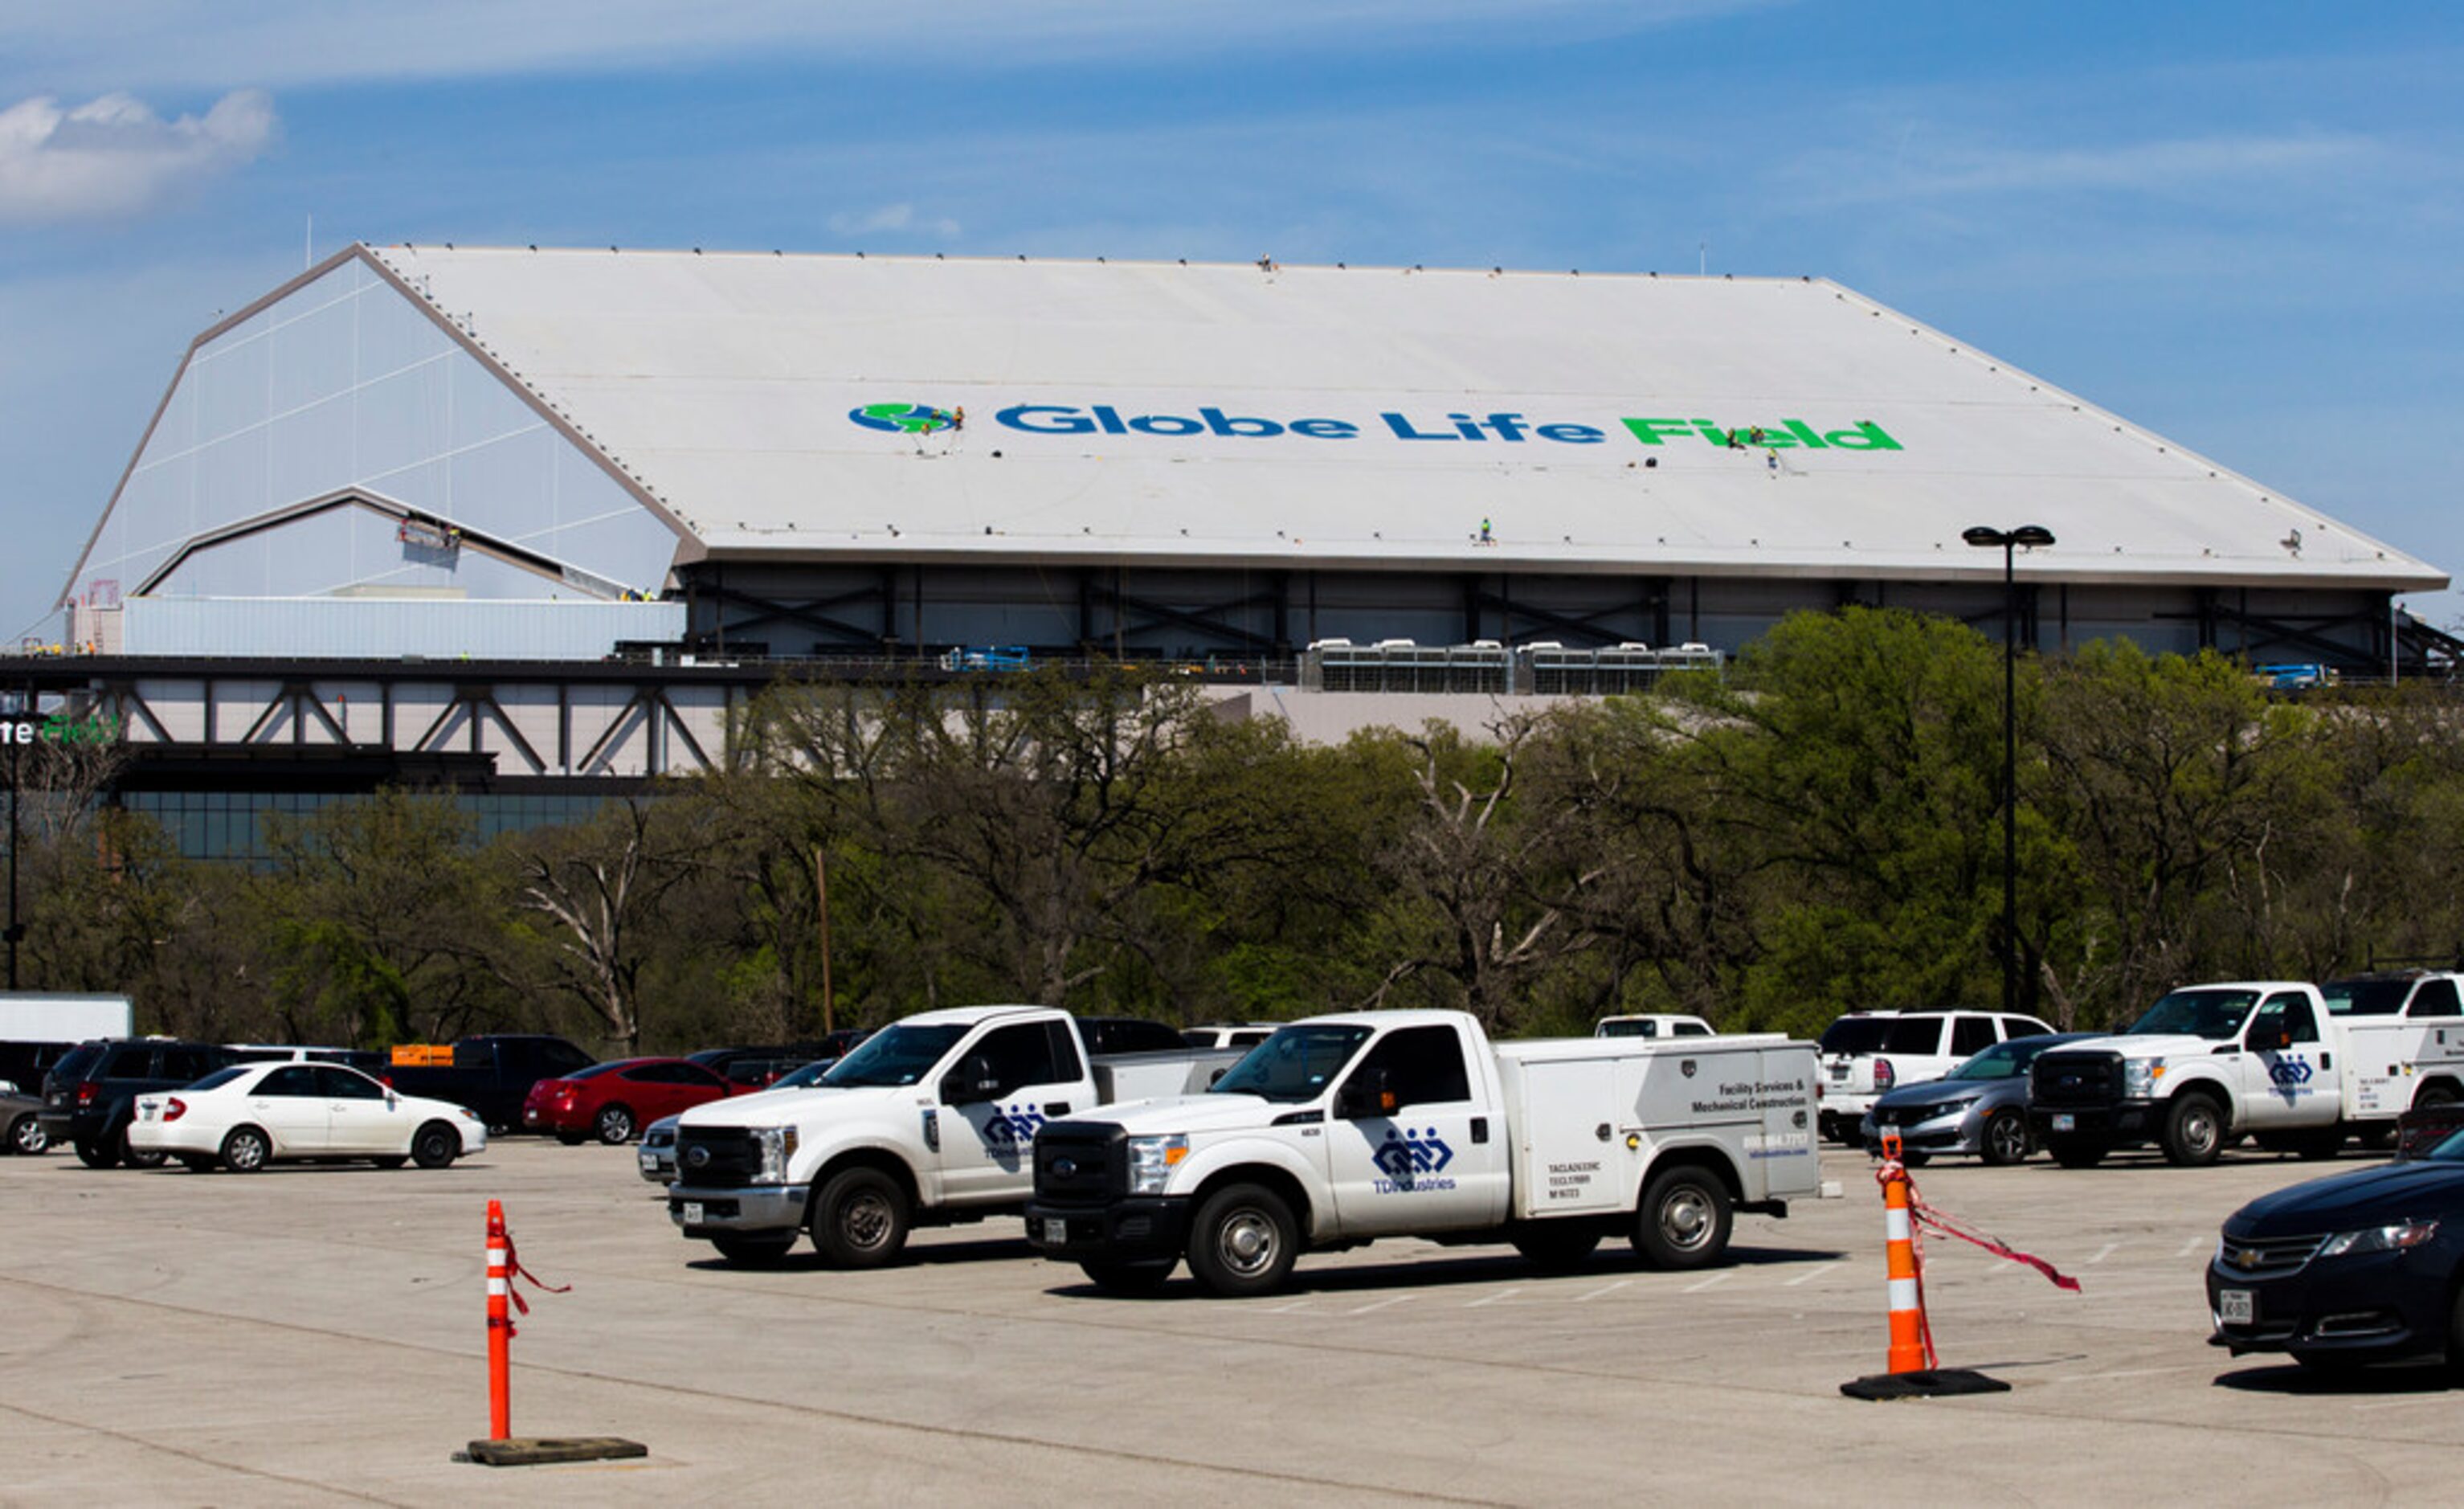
[39, 1040, 234, 1168]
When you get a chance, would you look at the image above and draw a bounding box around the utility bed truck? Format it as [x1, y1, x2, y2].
[2029, 979, 2464, 1168]
[1024, 1009, 1826, 1297]
[666, 1005, 1237, 1268]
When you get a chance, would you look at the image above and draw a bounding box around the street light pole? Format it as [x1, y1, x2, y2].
[1962, 525, 2055, 1017]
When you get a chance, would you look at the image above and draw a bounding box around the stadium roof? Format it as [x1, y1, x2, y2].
[78, 243, 2447, 601]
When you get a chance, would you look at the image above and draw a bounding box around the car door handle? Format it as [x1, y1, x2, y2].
[1046, 1101, 1071, 1116]
[2319, 1053, 2331, 1069]
[1470, 1117, 1489, 1143]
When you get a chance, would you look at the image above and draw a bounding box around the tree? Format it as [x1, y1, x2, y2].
[506, 794, 705, 1055]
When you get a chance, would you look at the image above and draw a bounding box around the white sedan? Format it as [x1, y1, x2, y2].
[129, 1061, 487, 1172]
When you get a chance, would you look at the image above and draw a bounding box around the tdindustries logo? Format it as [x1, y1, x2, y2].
[849, 402, 960, 435]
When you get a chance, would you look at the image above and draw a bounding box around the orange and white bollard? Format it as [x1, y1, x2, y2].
[486, 1199, 512, 1439]
[1878, 1135, 1929, 1374]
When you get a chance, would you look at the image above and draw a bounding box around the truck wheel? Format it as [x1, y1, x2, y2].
[811, 1166, 910, 1268]
[411, 1122, 462, 1169]
[74, 1137, 120, 1169]
[1632, 1165, 1732, 1270]
[1980, 1110, 2031, 1166]
[1187, 1182, 1300, 1297]
[1511, 1225, 1602, 1271]
[8, 1113, 45, 1155]
[595, 1104, 636, 1145]
[1080, 1259, 1176, 1294]
[713, 1233, 799, 1268]
[2048, 1136, 2106, 1169]
[2160, 1094, 2226, 1167]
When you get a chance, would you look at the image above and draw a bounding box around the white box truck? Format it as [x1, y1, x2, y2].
[0, 993, 133, 1042]
[1025, 1008, 1828, 1296]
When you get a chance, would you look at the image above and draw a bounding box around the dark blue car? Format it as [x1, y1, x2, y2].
[2209, 1135, 2464, 1373]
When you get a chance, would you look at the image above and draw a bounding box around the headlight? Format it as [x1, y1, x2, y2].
[2316, 1221, 2437, 1259]
[751, 1126, 799, 1184]
[2123, 1059, 2166, 1098]
[1126, 1134, 1189, 1195]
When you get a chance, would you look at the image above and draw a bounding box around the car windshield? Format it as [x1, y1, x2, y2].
[1210, 1024, 1374, 1104]
[2320, 978, 2411, 1016]
[1818, 1018, 1895, 1054]
[188, 1066, 249, 1091]
[2128, 988, 2260, 1040]
[822, 1024, 969, 1088]
[1947, 1037, 2062, 1081]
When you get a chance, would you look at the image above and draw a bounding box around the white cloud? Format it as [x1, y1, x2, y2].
[827, 202, 962, 240]
[0, 88, 275, 223]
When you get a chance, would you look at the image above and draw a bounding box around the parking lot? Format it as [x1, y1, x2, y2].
[4, 1137, 2458, 1506]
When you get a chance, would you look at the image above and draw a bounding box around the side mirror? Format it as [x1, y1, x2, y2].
[940, 1056, 1003, 1105]
[1337, 1069, 1398, 1120]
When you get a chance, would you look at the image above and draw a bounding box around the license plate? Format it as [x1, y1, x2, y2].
[1033, 1217, 1061, 1245]
[2053, 1113, 2076, 1132]
[2217, 1289, 2254, 1325]
[681, 1201, 705, 1225]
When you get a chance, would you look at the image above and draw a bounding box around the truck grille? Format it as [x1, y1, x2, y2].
[2215, 1233, 2326, 1280]
[672, 1127, 762, 1184]
[1035, 1122, 1125, 1203]
[2031, 1051, 2123, 1109]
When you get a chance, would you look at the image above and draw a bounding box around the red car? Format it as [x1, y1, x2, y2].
[522, 1057, 741, 1145]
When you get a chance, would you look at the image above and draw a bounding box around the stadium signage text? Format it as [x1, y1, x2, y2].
[852, 400, 1900, 451]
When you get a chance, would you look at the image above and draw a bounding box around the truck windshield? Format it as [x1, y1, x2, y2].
[1947, 1037, 2062, 1081]
[2320, 978, 2411, 1016]
[1212, 1024, 1374, 1103]
[822, 1024, 970, 1089]
[2128, 988, 2261, 1040]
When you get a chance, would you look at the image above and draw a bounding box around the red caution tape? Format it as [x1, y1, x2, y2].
[501, 1233, 571, 1335]
[1875, 1155, 2081, 1293]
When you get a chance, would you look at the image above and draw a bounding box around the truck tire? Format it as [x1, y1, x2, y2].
[2160, 1094, 2227, 1167]
[2046, 1135, 2106, 1168]
[1632, 1165, 1732, 1270]
[1980, 1110, 2031, 1166]
[713, 1233, 799, 1268]
[1079, 1259, 1176, 1294]
[1187, 1182, 1300, 1297]
[1511, 1225, 1602, 1271]
[74, 1137, 120, 1169]
[811, 1166, 910, 1268]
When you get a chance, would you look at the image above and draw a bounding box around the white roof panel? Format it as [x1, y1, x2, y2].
[365, 245, 2442, 591]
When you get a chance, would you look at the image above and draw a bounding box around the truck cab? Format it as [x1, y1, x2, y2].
[2029, 982, 2348, 1167]
[667, 1005, 1230, 1269]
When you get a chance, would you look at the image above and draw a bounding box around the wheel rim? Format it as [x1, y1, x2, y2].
[229, 1133, 266, 1172]
[1215, 1206, 1280, 1277]
[11, 1118, 42, 1154]
[1988, 1115, 2027, 1161]
[840, 1191, 893, 1251]
[418, 1131, 450, 1163]
[1658, 1186, 1714, 1251]
[2184, 1107, 2219, 1157]
[601, 1109, 632, 1141]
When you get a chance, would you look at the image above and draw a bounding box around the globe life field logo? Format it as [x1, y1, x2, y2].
[850, 402, 960, 436]
[847, 398, 1902, 452]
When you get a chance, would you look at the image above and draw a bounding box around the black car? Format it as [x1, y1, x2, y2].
[39, 1039, 234, 1168]
[2209, 1132, 2464, 1373]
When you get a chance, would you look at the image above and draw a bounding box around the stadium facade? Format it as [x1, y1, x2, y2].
[10, 244, 2451, 857]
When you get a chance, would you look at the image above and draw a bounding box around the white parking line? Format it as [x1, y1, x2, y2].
[1466, 1287, 1522, 1308]
[2051, 1366, 2194, 1383]
[1575, 1280, 1632, 1303]
[1266, 1298, 1313, 1314]
[1784, 1263, 1839, 1287]
[1346, 1294, 1416, 1316]
[2086, 1242, 2119, 1264]
[1682, 1272, 1733, 1294]
[2176, 1235, 2211, 1259]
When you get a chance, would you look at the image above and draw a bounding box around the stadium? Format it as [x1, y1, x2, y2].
[9, 244, 2452, 855]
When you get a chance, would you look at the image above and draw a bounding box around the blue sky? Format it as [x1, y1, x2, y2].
[3, 0, 2458, 644]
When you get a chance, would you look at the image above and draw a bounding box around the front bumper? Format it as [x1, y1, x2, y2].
[668, 1183, 809, 1236]
[638, 1143, 676, 1183]
[1861, 1105, 1984, 1155]
[2028, 1100, 2155, 1143]
[1023, 1196, 1191, 1265]
[2206, 1246, 2450, 1366]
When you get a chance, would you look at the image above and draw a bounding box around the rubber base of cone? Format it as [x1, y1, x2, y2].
[1839, 1368, 2011, 1401]
[460, 1437, 648, 1466]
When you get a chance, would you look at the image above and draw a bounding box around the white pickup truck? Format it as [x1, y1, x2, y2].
[2027, 977, 2464, 1168]
[1023, 1008, 1826, 1296]
[666, 1005, 1236, 1266]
